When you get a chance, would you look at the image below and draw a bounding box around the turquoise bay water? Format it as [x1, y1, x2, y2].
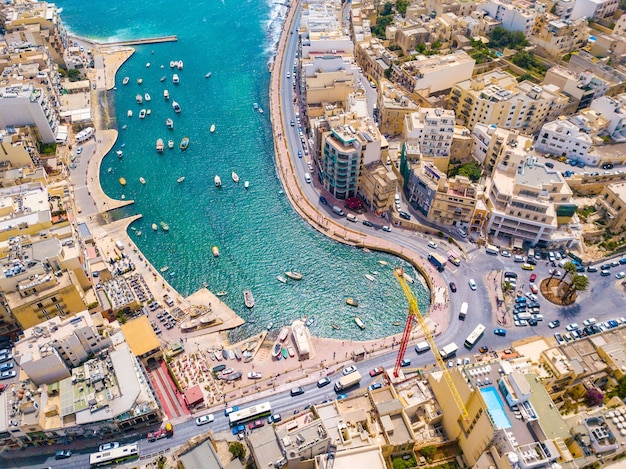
[57, 0, 430, 341]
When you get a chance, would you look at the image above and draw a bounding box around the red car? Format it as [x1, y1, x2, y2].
[249, 419, 264, 430]
[529, 273, 536, 282]
[369, 367, 384, 377]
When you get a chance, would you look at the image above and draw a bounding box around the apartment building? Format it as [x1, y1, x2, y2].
[552, 0, 576, 19]
[303, 56, 358, 111]
[595, 183, 626, 232]
[404, 107, 455, 163]
[392, 51, 475, 97]
[354, 38, 398, 86]
[358, 161, 398, 215]
[535, 118, 593, 162]
[449, 71, 568, 135]
[590, 95, 626, 142]
[429, 175, 481, 230]
[319, 115, 381, 200]
[543, 66, 608, 112]
[486, 157, 577, 248]
[471, 123, 533, 174]
[530, 16, 588, 59]
[570, 0, 619, 21]
[478, 0, 542, 36]
[567, 50, 626, 97]
[450, 125, 473, 165]
[0, 84, 61, 144]
[376, 79, 420, 137]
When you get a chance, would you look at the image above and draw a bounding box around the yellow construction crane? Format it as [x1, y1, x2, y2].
[393, 267, 470, 423]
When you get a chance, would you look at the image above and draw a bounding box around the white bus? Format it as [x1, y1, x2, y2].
[228, 401, 272, 426]
[464, 324, 486, 349]
[89, 443, 138, 468]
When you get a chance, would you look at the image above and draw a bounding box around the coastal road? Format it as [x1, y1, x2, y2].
[69, 138, 99, 216]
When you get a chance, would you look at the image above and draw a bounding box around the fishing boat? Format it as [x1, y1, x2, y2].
[228, 350, 235, 360]
[210, 124, 216, 133]
[160, 221, 169, 231]
[166, 118, 174, 129]
[156, 138, 164, 152]
[122, 77, 129, 85]
[137, 78, 143, 85]
[285, 271, 303, 280]
[281, 347, 289, 359]
[354, 317, 365, 329]
[231, 171, 239, 183]
[127, 110, 133, 118]
[205, 72, 212, 78]
[277, 275, 287, 284]
[244, 290, 254, 308]
[209, 350, 216, 361]
[168, 139, 175, 149]
[214, 351, 222, 361]
[403, 272, 415, 284]
[346, 298, 358, 307]
[177, 176, 185, 183]
[152, 223, 158, 231]
[164, 90, 169, 100]
[139, 177, 146, 185]
[119, 177, 126, 186]
[266, 321, 273, 331]
[172, 74, 180, 84]
[146, 62, 150, 68]
[116, 150, 123, 158]
[180, 137, 189, 150]
[216, 291, 227, 297]
[139, 109, 146, 119]
[393, 321, 401, 326]
[378, 260, 389, 266]
[271, 343, 281, 358]
[160, 76, 166, 82]
[135, 94, 143, 104]
[244, 355, 253, 363]
[160, 266, 169, 273]
[137, 231, 142, 236]
[221, 349, 228, 360]
[278, 328, 289, 342]
[253, 102, 258, 110]
[172, 101, 181, 113]
[365, 274, 375, 281]
[331, 323, 340, 330]
[234, 348, 242, 360]
[107, 167, 112, 173]
[288, 346, 295, 357]
[144, 93, 151, 102]
[258, 107, 264, 114]
[244, 181, 249, 189]
[214, 175, 221, 187]
[212, 246, 220, 257]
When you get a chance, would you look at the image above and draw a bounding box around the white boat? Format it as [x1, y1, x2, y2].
[169, 60, 176, 68]
[172, 101, 181, 113]
[285, 271, 303, 280]
[244, 290, 255, 308]
[168, 139, 174, 149]
[166, 118, 174, 129]
[139, 177, 146, 184]
[156, 138, 164, 152]
[258, 107, 264, 114]
[136, 94, 142, 104]
[278, 328, 289, 342]
[210, 124, 216, 133]
[205, 72, 212, 78]
[378, 260, 389, 266]
[403, 272, 415, 284]
[365, 274, 375, 281]
[232, 171, 239, 183]
[152, 223, 158, 231]
[354, 317, 366, 330]
[271, 342, 282, 358]
[144, 93, 151, 102]
[160, 266, 169, 273]
[146, 62, 150, 68]
[146, 109, 152, 115]
[172, 74, 180, 84]
[116, 150, 123, 158]
[177, 176, 185, 183]
[127, 109, 132, 117]
[137, 78, 143, 84]
[178, 60, 184, 70]
[253, 102, 258, 109]
[277, 275, 287, 283]
[122, 124, 127, 130]
[214, 175, 222, 187]
[122, 77, 129, 85]
[244, 181, 249, 189]
[164, 90, 169, 100]
[139, 109, 146, 119]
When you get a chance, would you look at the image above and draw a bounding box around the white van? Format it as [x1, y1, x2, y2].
[332, 206, 345, 216]
[304, 172, 311, 183]
[346, 214, 358, 222]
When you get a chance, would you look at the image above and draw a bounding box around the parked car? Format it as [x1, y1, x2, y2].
[99, 442, 120, 452]
[521, 263, 535, 271]
[529, 273, 537, 282]
[290, 387, 304, 397]
[319, 196, 328, 205]
[587, 266, 598, 273]
[398, 211, 411, 220]
[0, 370, 15, 380]
[195, 414, 215, 426]
[400, 358, 411, 367]
[55, 450, 72, 460]
[267, 414, 282, 424]
[0, 362, 13, 372]
[249, 419, 265, 430]
[566, 323, 579, 331]
[368, 383, 383, 391]
[369, 367, 384, 377]
[224, 406, 239, 416]
[381, 225, 392, 232]
[616, 272, 626, 279]
[317, 377, 331, 388]
[362, 220, 374, 227]
[479, 346, 489, 353]
[342, 365, 357, 375]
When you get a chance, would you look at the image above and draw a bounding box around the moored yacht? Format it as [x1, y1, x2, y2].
[166, 118, 174, 129]
[214, 175, 222, 187]
[144, 93, 151, 102]
[231, 171, 239, 183]
[178, 60, 184, 70]
[172, 74, 180, 84]
[164, 89, 169, 100]
[138, 109, 146, 119]
[136, 94, 143, 104]
[156, 138, 164, 153]
[122, 77, 129, 85]
[168, 139, 174, 149]
[172, 101, 181, 113]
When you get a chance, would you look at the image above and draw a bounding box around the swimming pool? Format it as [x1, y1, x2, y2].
[480, 386, 512, 430]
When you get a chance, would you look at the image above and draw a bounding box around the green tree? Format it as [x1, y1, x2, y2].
[609, 376, 626, 398]
[449, 162, 482, 182]
[562, 273, 590, 301]
[68, 69, 81, 82]
[396, 0, 409, 15]
[560, 261, 577, 285]
[419, 445, 436, 462]
[488, 27, 528, 49]
[229, 441, 246, 460]
[381, 2, 393, 15]
[384, 66, 393, 79]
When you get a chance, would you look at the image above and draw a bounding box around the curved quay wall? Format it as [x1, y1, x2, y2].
[268, 1, 443, 310]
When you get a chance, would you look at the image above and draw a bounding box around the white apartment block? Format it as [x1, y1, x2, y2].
[471, 123, 533, 174]
[543, 66, 608, 111]
[393, 50, 475, 96]
[590, 95, 626, 142]
[478, 0, 541, 36]
[535, 118, 593, 162]
[0, 84, 61, 143]
[404, 108, 455, 159]
[570, 0, 619, 20]
[552, 0, 576, 19]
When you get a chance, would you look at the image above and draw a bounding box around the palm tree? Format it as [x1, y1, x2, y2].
[560, 261, 577, 285]
[562, 273, 590, 301]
